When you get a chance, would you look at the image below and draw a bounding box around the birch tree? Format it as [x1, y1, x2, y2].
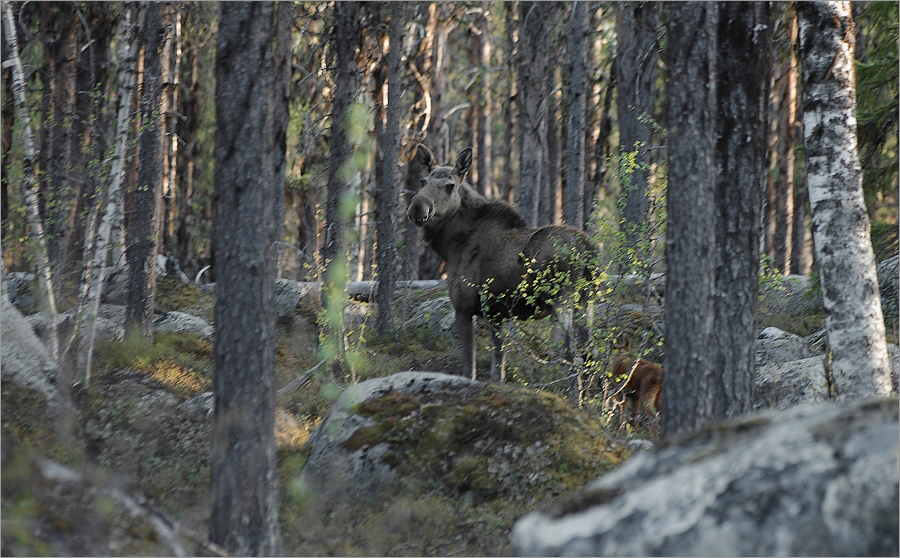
[3, 2, 60, 362]
[74, 3, 140, 384]
[796, 1, 892, 398]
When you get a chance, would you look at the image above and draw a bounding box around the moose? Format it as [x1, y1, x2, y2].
[407, 145, 598, 403]
[609, 336, 663, 429]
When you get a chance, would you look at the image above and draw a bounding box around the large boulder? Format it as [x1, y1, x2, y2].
[402, 296, 456, 336]
[300, 371, 627, 500]
[754, 326, 820, 368]
[1, 278, 63, 410]
[153, 311, 213, 339]
[512, 397, 899, 557]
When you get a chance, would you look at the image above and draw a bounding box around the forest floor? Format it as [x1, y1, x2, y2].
[3, 270, 888, 556]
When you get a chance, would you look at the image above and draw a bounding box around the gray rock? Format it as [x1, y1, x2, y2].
[300, 372, 479, 495]
[177, 392, 214, 421]
[154, 311, 213, 339]
[402, 296, 456, 335]
[758, 273, 822, 315]
[512, 397, 899, 557]
[27, 304, 126, 344]
[877, 256, 898, 326]
[754, 326, 820, 368]
[755, 355, 831, 410]
[273, 278, 320, 320]
[1, 278, 63, 408]
[4, 271, 37, 313]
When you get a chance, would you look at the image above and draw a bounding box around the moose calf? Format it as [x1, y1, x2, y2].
[611, 351, 663, 428]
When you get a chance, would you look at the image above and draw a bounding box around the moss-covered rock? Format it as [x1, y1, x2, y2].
[291, 371, 629, 555]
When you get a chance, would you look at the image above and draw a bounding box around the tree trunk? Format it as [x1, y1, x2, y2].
[616, 2, 659, 241]
[126, 2, 171, 339]
[712, 1, 772, 419]
[39, 4, 79, 278]
[209, 2, 289, 554]
[374, 4, 404, 338]
[564, 1, 589, 229]
[662, 3, 718, 437]
[321, 1, 362, 377]
[175, 11, 201, 275]
[796, 1, 892, 397]
[517, 1, 550, 226]
[3, 2, 60, 362]
[75, 3, 140, 385]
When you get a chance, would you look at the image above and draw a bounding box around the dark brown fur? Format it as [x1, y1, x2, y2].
[407, 145, 597, 394]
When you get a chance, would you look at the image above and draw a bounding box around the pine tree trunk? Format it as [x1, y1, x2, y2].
[712, 1, 773, 419]
[3, 2, 60, 361]
[564, 1, 589, 229]
[126, 2, 171, 339]
[209, 2, 289, 554]
[517, 1, 550, 226]
[616, 2, 659, 240]
[796, 1, 892, 397]
[662, 3, 718, 437]
[75, 3, 140, 385]
[375, 5, 404, 338]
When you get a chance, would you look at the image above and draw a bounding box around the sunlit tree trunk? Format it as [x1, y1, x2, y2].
[126, 2, 172, 338]
[3, 2, 60, 362]
[797, 1, 892, 397]
[209, 2, 290, 554]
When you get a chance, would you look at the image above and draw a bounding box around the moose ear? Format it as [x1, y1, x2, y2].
[455, 147, 473, 178]
[416, 144, 436, 172]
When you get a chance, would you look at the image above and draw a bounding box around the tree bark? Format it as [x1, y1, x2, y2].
[662, 3, 718, 437]
[75, 2, 140, 385]
[616, 2, 659, 241]
[39, 4, 79, 276]
[374, 4, 404, 338]
[712, 1, 772, 419]
[796, 1, 892, 397]
[209, 2, 289, 554]
[517, 1, 550, 226]
[126, 2, 171, 339]
[564, 1, 589, 229]
[3, 2, 60, 362]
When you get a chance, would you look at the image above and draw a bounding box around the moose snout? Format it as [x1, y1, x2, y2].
[407, 197, 433, 226]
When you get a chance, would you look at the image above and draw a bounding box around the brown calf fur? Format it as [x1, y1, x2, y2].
[611, 353, 663, 427]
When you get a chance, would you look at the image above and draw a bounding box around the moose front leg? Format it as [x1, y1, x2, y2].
[489, 322, 506, 383]
[456, 311, 477, 380]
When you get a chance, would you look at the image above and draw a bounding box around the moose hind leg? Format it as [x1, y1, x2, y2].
[456, 312, 477, 380]
[489, 323, 506, 383]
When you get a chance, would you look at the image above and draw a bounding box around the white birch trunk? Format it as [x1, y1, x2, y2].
[75, 4, 140, 384]
[3, 3, 60, 362]
[797, 1, 892, 398]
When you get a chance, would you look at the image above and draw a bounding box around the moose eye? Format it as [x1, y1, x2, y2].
[444, 182, 454, 193]
[420, 179, 425, 186]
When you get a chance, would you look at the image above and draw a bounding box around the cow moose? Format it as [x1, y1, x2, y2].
[407, 145, 598, 403]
